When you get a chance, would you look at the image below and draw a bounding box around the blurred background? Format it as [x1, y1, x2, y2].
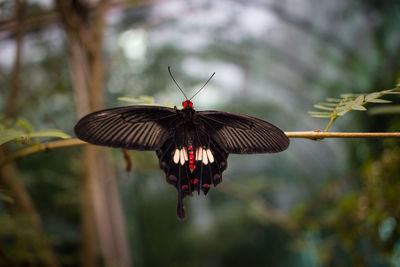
[1, 0, 400, 266]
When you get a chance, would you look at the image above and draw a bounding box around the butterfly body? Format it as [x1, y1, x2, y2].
[75, 99, 289, 220]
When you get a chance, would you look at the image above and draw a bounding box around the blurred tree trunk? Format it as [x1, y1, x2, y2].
[0, 1, 59, 266]
[56, 1, 132, 267]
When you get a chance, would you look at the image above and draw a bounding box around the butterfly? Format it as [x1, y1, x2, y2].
[74, 68, 290, 220]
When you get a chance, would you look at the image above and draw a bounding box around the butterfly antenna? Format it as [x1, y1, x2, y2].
[189, 72, 215, 101]
[168, 66, 188, 99]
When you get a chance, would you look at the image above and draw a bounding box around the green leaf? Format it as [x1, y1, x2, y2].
[0, 129, 70, 146]
[16, 117, 34, 133]
[165, 101, 174, 108]
[28, 129, 71, 140]
[382, 89, 400, 94]
[351, 105, 367, 111]
[0, 129, 25, 145]
[366, 99, 392, 103]
[117, 97, 142, 103]
[0, 191, 14, 203]
[319, 102, 338, 107]
[365, 92, 382, 101]
[337, 110, 350, 116]
[383, 92, 400, 94]
[340, 93, 360, 98]
[353, 95, 364, 105]
[313, 104, 335, 111]
[308, 111, 333, 118]
[117, 95, 156, 104]
[326, 98, 341, 102]
[310, 114, 333, 118]
[341, 101, 355, 110]
[308, 111, 332, 115]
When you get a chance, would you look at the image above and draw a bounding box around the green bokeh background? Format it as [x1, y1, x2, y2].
[1, 0, 400, 266]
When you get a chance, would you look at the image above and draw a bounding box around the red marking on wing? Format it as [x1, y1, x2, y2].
[188, 145, 195, 170]
[182, 185, 189, 190]
[191, 178, 199, 184]
[202, 184, 210, 189]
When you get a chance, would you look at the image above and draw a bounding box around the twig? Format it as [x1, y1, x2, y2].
[0, 139, 86, 167]
[1, 131, 400, 167]
[285, 131, 400, 139]
[324, 117, 336, 132]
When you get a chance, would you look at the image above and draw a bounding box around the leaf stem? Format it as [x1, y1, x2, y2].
[324, 116, 337, 132]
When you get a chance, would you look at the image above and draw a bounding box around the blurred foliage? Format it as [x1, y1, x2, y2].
[0, 117, 71, 146]
[117, 95, 173, 107]
[309, 86, 400, 131]
[0, 188, 13, 203]
[0, 214, 54, 266]
[292, 146, 400, 266]
[0, 149, 83, 266]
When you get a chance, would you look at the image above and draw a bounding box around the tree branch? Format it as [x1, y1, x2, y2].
[286, 131, 400, 139]
[1, 131, 400, 167]
[0, 139, 86, 167]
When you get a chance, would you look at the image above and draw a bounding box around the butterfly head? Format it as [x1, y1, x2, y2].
[182, 100, 193, 109]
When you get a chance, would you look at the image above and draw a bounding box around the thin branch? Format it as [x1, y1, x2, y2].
[324, 117, 336, 132]
[0, 139, 86, 167]
[285, 131, 400, 139]
[1, 131, 400, 167]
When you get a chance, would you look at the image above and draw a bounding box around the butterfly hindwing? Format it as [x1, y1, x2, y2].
[75, 105, 179, 150]
[192, 140, 227, 194]
[156, 128, 228, 220]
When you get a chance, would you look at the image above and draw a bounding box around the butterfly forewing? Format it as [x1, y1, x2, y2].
[74, 105, 178, 150]
[197, 111, 289, 154]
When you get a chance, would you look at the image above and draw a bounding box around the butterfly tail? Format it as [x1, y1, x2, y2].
[176, 192, 185, 220]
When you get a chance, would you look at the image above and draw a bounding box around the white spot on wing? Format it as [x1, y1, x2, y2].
[180, 149, 185, 165]
[183, 148, 188, 161]
[196, 147, 203, 161]
[173, 149, 180, 164]
[206, 149, 214, 163]
[202, 149, 208, 164]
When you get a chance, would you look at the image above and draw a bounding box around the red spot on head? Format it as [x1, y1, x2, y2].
[182, 100, 193, 109]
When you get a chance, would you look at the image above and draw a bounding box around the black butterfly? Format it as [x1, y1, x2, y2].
[74, 70, 289, 220]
